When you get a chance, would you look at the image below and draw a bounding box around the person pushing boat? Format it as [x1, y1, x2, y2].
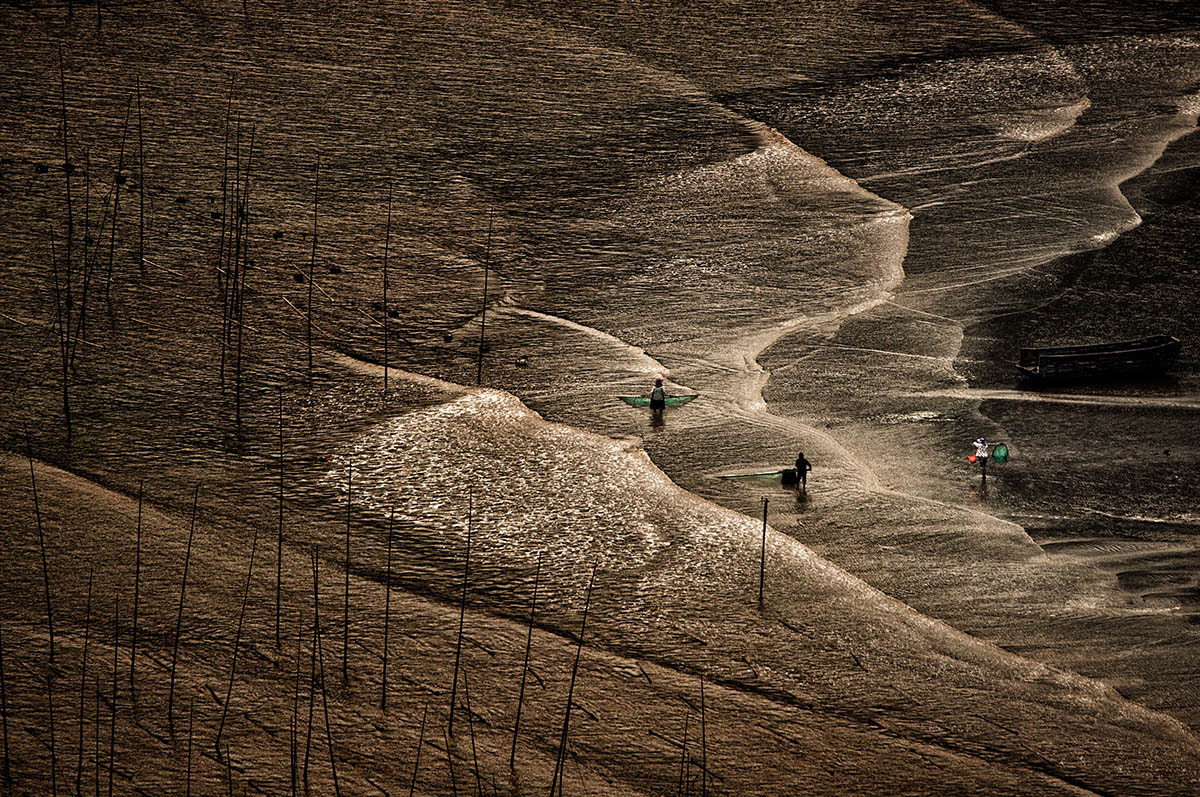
[794, 451, 812, 491]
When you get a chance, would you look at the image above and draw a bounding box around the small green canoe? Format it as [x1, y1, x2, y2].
[618, 394, 699, 408]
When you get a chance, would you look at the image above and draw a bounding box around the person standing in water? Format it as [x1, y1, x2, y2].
[794, 451, 812, 491]
[974, 437, 989, 480]
[650, 378, 666, 414]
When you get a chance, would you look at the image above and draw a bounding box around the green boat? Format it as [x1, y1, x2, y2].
[618, 394, 699, 407]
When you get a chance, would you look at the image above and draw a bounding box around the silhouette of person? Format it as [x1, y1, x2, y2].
[794, 451, 812, 491]
[650, 377, 666, 420]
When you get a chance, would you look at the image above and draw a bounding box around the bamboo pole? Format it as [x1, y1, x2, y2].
[92, 678, 99, 795]
[221, 114, 241, 394]
[225, 743, 233, 796]
[0, 625, 11, 788]
[136, 75, 144, 274]
[105, 96, 130, 309]
[290, 622, 304, 797]
[276, 387, 284, 650]
[75, 566, 93, 795]
[463, 672, 481, 795]
[678, 711, 689, 796]
[700, 675, 707, 797]
[510, 551, 542, 771]
[447, 492, 472, 737]
[26, 434, 55, 663]
[233, 126, 255, 432]
[129, 480, 142, 699]
[57, 49, 74, 442]
[382, 183, 392, 397]
[216, 527, 259, 757]
[47, 223, 72, 447]
[342, 462, 351, 686]
[758, 497, 767, 611]
[443, 727, 459, 797]
[475, 211, 493, 386]
[167, 486, 199, 738]
[78, 150, 91, 344]
[107, 599, 117, 797]
[184, 698, 193, 797]
[302, 602, 315, 792]
[46, 667, 57, 797]
[310, 550, 341, 795]
[408, 702, 428, 797]
[549, 564, 597, 797]
[381, 508, 394, 711]
[216, 79, 233, 295]
[306, 157, 318, 378]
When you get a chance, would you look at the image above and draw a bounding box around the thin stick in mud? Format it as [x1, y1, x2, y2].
[759, 497, 768, 611]
[549, 564, 598, 797]
[381, 508, 395, 711]
[476, 210, 493, 386]
[276, 386, 284, 649]
[233, 125, 255, 432]
[26, 434, 55, 663]
[0, 625, 11, 788]
[291, 621, 304, 796]
[511, 550, 542, 771]
[302, 610, 315, 792]
[46, 667, 57, 796]
[130, 480, 142, 699]
[216, 527, 259, 757]
[185, 697, 194, 797]
[75, 566, 93, 795]
[463, 671, 481, 795]
[448, 491, 472, 737]
[678, 710, 690, 794]
[443, 726, 459, 797]
[136, 74, 144, 274]
[221, 113, 241, 394]
[307, 157, 318, 378]
[382, 183, 392, 397]
[700, 674, 708, 796]
[409, 702, 428, 797]
[108, 599, 118, 797]
[93, 678, 99, 795]
[167, 486, 199, 737]
[343, 461, 351, 686]
[105, 97, 130, 310]
[311, 549, 341, 795]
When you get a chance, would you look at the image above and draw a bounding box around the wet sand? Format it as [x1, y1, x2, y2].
[2, 1, 1200, 793]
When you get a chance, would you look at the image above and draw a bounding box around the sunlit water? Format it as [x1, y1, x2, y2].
[2, 0, 1199, 779]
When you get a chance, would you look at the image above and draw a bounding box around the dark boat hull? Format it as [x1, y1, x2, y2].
[1016, 335, 1181, 382]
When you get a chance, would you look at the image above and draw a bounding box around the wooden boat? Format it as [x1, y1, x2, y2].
[1016, 335, 1181, 381]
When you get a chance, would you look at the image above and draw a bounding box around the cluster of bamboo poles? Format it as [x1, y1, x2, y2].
[10, 426, 723, 795]
[215, 81, 256, 433]
[48, 50, 146, 445]
[19, 52, 730, 797]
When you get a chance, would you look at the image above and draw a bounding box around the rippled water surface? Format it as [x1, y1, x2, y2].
[2, 0, 1200, 792]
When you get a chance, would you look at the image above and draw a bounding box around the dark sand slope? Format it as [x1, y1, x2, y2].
[2, 386, 1200, 795]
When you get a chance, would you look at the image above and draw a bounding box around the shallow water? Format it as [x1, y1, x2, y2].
[2, 0, 1200, 789]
